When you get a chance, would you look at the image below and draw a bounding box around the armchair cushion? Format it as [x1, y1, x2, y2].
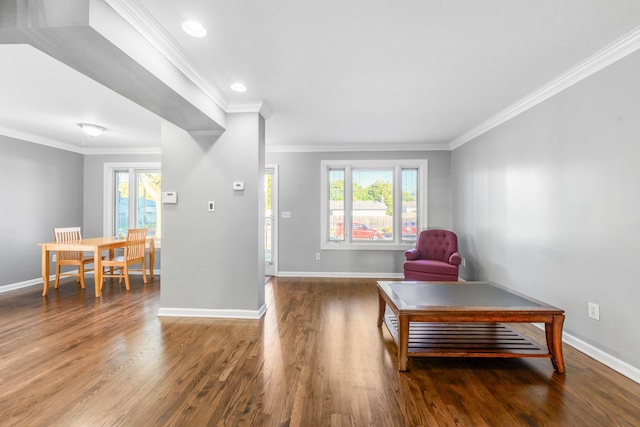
[404, 259, 458, 276]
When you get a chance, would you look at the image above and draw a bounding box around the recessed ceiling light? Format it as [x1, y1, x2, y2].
[79, 123, 105, 137]
[182, 20, 207, 37]
[230, 82, 247, 93]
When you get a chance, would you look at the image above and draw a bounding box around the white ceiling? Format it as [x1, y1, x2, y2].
[2, 0, 640, 153]
[0, 44, 162, 153]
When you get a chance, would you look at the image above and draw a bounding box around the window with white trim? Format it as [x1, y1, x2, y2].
[321, 159, 427, 250]
[104, 162, 161, 243]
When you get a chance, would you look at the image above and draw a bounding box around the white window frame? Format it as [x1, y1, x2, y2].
[320, 159, 427, 250]
[103, 162, 161, 247]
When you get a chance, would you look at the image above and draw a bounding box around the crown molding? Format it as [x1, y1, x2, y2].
[266, 141, 450, 153]
[103, 0, 229, 110]
[0, 126, 84, 154]
[83, 146, 161, 155]
[449, 25, 640, 150]
[1, 125, 161, 155]
[227, 101, 273, 120]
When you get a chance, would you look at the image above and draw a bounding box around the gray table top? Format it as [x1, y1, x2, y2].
[377, 281, 563, 312]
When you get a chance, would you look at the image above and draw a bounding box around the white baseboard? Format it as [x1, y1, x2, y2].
[277, 271, 404, 279]
[532, 324, 640, 384]
[158, 304, 267, 320]
[0, 277, 49, 293]
[0, 269, 161, 294]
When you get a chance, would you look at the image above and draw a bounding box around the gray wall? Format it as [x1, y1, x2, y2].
[452, 50, 640, 369]
[0, 136, 83, 286]
[265, 150, 452, 275]
[160, 114, 265, 311]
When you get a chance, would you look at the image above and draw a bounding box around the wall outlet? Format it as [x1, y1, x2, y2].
[461, 258, 466, 267]
[315, 252, 321, 260]
[282, 211, 292, 219]
[52, 254, 56, 262]
[588, 302, 600, 321]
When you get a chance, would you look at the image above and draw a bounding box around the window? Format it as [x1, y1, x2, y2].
[321, 159, 427, 250]
[104, 163, 161, 243]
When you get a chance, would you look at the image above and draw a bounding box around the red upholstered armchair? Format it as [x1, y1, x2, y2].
[403, 229, 462, 281]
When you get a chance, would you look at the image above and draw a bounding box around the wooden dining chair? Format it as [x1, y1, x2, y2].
[102, 228, 148, 291]
[53, 227, 95, 289]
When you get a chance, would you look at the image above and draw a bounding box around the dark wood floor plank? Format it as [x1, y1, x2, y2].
[1, 276, 640, 426]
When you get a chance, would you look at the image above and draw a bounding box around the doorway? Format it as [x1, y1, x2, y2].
[265, 165, 278, 276]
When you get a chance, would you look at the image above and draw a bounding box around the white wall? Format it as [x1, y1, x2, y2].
[452, 49, 640, 370]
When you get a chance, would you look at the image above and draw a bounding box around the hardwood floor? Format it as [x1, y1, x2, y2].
[1, 276, 639, 426]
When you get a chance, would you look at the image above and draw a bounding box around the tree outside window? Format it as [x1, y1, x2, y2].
[106, 163, 161, 241]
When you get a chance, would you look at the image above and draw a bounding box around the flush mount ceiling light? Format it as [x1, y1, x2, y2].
[79, 123, 105, 137]
[182, 20, 207, 37]
[230, 82, 247, 93]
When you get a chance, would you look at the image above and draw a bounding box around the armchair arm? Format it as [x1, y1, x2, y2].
[404, 248, 421, 261]
[449, 252, 462, 266]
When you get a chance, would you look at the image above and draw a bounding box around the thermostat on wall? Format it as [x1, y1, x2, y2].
[233, 181, 245, 191]
[162, 191, 178, 204]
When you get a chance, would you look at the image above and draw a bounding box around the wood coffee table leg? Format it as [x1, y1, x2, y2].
[398, 314, 410, 371]
[545, 314, 566, 373]
[377, 291, 386, 327]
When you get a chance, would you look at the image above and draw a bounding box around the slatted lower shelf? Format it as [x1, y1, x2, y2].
[384, 313, 551, 359]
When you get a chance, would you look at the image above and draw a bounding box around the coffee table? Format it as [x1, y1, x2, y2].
[377, 281, 565, 372]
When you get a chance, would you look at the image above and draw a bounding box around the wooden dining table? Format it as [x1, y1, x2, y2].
[39, 236, 155, 298]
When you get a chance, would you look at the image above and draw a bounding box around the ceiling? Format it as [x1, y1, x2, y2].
[1, 0, 640, 153]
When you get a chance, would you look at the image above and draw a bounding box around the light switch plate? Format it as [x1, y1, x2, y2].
[208, 201, 215, 212]
[233, 181, 245, 191]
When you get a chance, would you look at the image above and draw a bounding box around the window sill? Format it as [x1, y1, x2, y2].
[321, 241, 414, 251]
